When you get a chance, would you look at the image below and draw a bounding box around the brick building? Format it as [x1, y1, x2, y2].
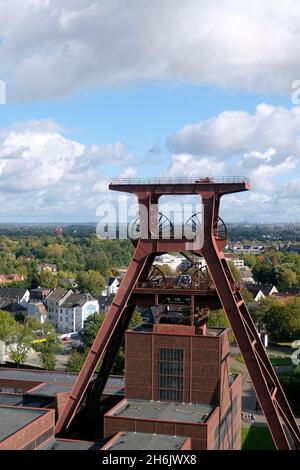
[104, 323, 242, 450]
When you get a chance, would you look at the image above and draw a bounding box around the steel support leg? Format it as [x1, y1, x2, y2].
[198, 197, 300, 450]
[55, 241, 151, 435]
[84, 305, 135, 435]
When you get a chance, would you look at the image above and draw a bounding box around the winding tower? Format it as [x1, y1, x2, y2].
[56, 177, 300, 450]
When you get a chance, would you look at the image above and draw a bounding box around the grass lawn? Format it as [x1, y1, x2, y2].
[233, 353, 291, 366]
[229, 367, 243, 374]
[242, 425, 275, 450]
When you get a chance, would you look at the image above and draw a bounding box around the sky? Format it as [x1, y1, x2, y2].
[1, 0, 300, 223]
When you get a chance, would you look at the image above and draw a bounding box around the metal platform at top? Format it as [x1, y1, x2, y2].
[109, 176, 250, 195]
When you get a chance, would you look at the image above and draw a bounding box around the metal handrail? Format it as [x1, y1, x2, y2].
[109, 176, 249, 185]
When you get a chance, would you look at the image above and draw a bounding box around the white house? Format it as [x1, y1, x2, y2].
[225, 257, 245, 268]
[102, 277, 120, 297]
[55, 293, 99, 333]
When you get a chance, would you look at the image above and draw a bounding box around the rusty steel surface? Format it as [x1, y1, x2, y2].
[56, 177, 300, 450]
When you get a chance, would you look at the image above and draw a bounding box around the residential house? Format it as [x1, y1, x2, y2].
[37, 263, 58, 274]
[102, 277, 120, 297]
[26, 302, 48, 324]
[240, 266, 255, 284]
[0, 274, 25, 285]
[245, 284, 278, 302]
[29, 287, 52, 303]
[224, 257, 245, 268]
[44, 288, 73, 330]
[0, 287, 30, 317]
[56, 293, 99, 333]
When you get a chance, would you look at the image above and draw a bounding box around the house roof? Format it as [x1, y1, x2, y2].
[108, 277, 119, 286]
[0, 287, 27, 300]
[60, 293, 94, 308]
[245, 283, 276, 297]
[45, 289, 71, 302]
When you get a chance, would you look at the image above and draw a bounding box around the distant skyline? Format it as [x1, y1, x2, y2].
[1, 1, 300, 223]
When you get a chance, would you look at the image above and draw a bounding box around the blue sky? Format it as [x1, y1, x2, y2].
[1, 1, 300, 223]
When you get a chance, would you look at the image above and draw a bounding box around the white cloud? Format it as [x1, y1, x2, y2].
[168, 104, 300, 157]
[0, 119, 133, 220]
[2, 1, 300, 100]
[161, 154, 225, 178]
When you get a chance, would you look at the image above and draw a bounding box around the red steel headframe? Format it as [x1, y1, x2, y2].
[55, 177, 300, 450]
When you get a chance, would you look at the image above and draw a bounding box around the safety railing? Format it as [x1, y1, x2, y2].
[109, 176, 249, 185]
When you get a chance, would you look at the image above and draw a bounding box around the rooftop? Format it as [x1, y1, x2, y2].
[60, 292, 94, 308]
[131, 323, 225, 337]
[26, 383, 71, 397]
[0, 393, 23, 406]
[0, 368, 124, 396]
[40, 438, 102, 450]
[0, 406, 48, 442]
[105, 432, 188, 450]
[109, 399, 214, 423]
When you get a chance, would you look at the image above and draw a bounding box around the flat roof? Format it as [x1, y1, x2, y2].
[0, 368, 124, 396]
[26, 383, 71, 397]
[132, 324, 225, 336]
[110, 399, 214, 423]
[40, 439, 102, 450]
[105, 432, 188, 450]
[0, 393, 23, 406]
[0, 407, 48, 442]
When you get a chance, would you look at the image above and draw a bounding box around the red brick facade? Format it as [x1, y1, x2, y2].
[105, 325, 242, 450]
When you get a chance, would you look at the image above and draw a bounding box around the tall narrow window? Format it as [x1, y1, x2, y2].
[159, 347, 184, 402]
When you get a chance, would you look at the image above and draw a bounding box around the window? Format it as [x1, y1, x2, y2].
[159, 348, 184, 402]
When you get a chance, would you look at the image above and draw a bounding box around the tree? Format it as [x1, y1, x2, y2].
[37, 271, 58, 289]
[0, 311, 21, 344]
[241, 288, 254, 304]
[228, 261, 242, 283]
[8, 326, 33, 367]
[67, 351, 87, 373]
[36, 322, 61, 370]
[250, 296, 300, 342]
[40, 348, 56, 370]
[207, 309, 234, 342]
[129, 310, 143, 329]
[25, 316, 43, 332]
[158, 264, 174, 276]
[76, 270, 106, 297]
[82, 312, 105, 348]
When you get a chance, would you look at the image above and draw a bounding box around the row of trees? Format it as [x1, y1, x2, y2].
[0, 234, 133, 293]
[241, 252, 300, 290]
[207, 295, 300, 343]
[0, 311, 61, 368]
